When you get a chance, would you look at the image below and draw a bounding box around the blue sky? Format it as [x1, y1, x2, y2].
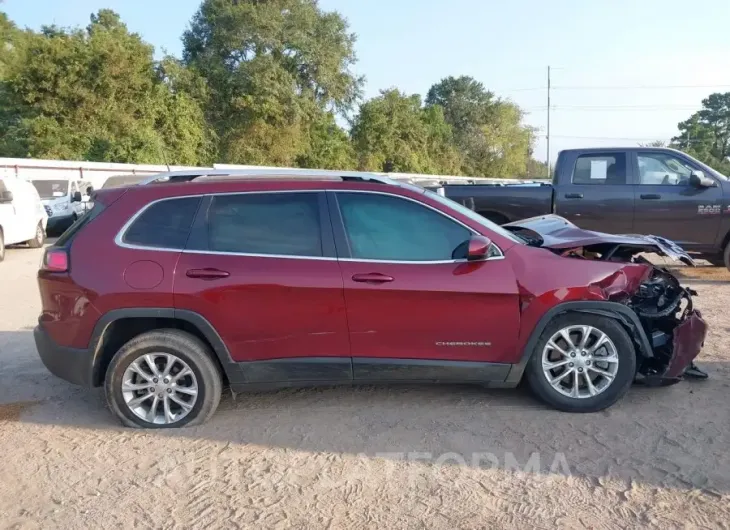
[4, 0, 730, 165]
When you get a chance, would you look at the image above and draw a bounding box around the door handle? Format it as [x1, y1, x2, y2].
[564, 193, 583, 199]
[640, 193, 661, 200]
[351, 273, 394, 284]
[186, 268, 230, 280]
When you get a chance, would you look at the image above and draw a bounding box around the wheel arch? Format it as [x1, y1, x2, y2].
[505, 301, 652, 385]
[89, 308, 238, 387]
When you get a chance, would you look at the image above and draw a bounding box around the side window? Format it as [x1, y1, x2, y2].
[337, 192, 471, 261]
[70, 181, 78, 195]
[207, 193, 323, 257]
[638, 152, 694, 185]
[572, 153, 627, 185]
[123, 197, 201, 249]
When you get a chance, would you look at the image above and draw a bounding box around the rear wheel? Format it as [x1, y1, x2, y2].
[105, 329, 222, 428]
[723, 241, 730, 272]
[27, 222, 45, 248]
[525, 314, 636, 412]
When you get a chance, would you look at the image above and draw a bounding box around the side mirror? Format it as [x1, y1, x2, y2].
[0, 190, 13, 203]
[72, 191, 82, 202]
[467, 235, 493, 261]
[689, 170, 715, 188]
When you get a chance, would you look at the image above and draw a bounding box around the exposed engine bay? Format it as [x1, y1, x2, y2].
[504, 215, 709, 383]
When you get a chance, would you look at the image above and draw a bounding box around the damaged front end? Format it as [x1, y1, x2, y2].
[626, 267, 707, 384]
[505, 215, 709, 384]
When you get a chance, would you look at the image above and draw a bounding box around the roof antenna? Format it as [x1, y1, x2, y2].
[157, 141, 171, 172]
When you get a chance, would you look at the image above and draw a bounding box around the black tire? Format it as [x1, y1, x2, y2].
[105, 329, 222, 428]
[0, 228, 4, 262]
[27, 222, 45, 248]
[723, 241, 730, 272]
[525, 313, 636, 413]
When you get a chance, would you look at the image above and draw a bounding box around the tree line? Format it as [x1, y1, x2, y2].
[1, 1, 728, 178]
[0, 1, 544, 177]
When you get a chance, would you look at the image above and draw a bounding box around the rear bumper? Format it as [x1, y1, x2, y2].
[34, 324, 93, 386]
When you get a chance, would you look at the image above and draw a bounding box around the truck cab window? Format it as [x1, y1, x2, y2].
[572, 154, 627, 185]
[638, 153, 693, 185]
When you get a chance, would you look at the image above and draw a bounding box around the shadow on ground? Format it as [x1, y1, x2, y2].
[1, 329, 729, 497]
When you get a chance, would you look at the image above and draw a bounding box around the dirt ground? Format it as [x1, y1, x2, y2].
[1, 244, 729, 529]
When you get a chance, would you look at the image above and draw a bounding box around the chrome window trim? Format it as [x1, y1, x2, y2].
[114, 189, 505, 263]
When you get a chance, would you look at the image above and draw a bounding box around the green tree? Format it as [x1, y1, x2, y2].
[350, 89, 462, 174]
[296, 111, 355, 169]
[426, 75, 534, 177]
[0, 10, 212, 164]
[672, 92, 730, 174]
[182, 0, 362, 166]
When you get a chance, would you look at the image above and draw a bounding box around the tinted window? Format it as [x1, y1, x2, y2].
[208, 193, 322, 257]
[572, 153, 627, 185]
[337, 192, 471, 261]
[123, 197, 201, 249]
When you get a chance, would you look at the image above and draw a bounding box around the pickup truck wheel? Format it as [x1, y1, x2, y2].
[525, 314, 636, 413]
[105, 329, 222, 429]
[723, 242, 730, 271]
[27, 222, 45, 248]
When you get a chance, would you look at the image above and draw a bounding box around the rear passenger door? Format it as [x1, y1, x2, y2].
[174, 191, 352, 384]
[554, 151, 634, 233]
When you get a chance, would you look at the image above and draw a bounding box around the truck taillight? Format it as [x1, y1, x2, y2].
[42, 249, 68, 272]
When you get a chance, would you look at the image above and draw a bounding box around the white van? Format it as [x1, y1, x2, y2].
[30, 178, 93, 234]
[0, 177, 48, 261]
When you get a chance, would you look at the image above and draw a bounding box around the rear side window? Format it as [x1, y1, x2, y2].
[207, 193, 322, 257]
[572, 153, 627, 185]
[123, 197, 201, 249]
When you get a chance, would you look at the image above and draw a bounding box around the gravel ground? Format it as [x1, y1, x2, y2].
[1, 243, 729, 529]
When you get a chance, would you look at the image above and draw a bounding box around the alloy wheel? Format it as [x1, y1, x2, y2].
[541, 325, 619, 399]
[121, 353, 198, 425]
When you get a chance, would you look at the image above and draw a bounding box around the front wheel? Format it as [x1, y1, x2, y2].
[27, 222, 45, 248]
[525, 314, 636, 413]
[105, 330, 223, 428]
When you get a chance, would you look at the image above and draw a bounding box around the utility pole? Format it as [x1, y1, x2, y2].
[546, 65, 551, 177]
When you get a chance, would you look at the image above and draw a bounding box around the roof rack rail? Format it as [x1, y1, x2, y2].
[138, 168, 399, 186]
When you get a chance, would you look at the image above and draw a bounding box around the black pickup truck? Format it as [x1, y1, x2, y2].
[442, 147, 730, 268]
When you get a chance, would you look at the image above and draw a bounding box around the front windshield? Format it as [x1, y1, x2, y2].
[31, 180, 69, 199]
[423, 189, 525, 245]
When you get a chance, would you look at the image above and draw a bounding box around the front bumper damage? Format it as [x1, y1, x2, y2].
[625, 268, 708, 385]
[504, 215, 710, 385]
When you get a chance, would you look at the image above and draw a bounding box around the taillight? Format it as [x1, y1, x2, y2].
[42, 249, 69, 272]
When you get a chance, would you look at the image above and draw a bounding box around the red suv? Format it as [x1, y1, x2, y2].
[34, 171, 708, 428]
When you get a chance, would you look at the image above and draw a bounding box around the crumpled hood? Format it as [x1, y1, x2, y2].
[503, 214, 695, 266]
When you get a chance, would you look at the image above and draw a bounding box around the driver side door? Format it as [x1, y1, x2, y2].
[329, 191, 521, 382]
[631, 151, 723, 250]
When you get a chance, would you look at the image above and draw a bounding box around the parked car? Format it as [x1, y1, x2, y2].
[0, 177, 47, 261]
[30, 177, 93, 234]
[442, 147, 730, 269]
[34, 171, 707, 428]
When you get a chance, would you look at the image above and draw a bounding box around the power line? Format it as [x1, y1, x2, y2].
[498, 83, 730, 93]
[534, 134, 705, 143]
[525, 105, 700, 112]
